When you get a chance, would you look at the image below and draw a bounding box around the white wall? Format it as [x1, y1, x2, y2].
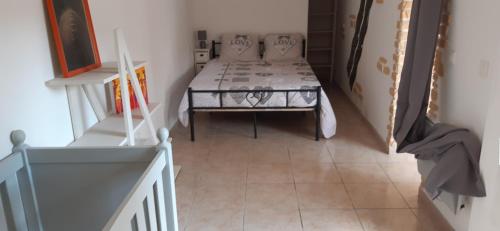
[0, 0, 74, 159]
[335, 0, 400, 144]
[90, 0, 195, 127]
[189, 0, 309, 41]
[0, 0, 194, 158]
[468, 72, 500, 231]
[437, 0, 498, 139]
[430, 0, 499, 230]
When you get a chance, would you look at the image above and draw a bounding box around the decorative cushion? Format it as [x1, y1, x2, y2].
[263, 33, 304, 62]
[220, 33, 260, 62]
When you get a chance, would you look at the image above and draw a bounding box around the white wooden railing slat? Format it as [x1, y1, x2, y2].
[5, 175, 29, 231]
[105, 151, 166, 231]
[0, 153, 24, 183]
[0, 193, 10, 231]
[146, 189, 158, 231]
[153, 176, 168, 231]
[135, 204, 148, 231]
[163, 142, 179, 231]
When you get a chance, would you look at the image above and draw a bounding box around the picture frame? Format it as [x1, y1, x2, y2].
[112, 67, 149, 114]
[46, 0, 101, 78]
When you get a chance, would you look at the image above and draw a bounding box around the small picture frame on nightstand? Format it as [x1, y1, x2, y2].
[194, 48, 210, 75]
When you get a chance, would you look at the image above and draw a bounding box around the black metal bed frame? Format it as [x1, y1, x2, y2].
[188, 39, 320, 142]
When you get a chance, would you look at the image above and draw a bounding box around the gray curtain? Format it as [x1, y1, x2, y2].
[393, 0, 486, 198]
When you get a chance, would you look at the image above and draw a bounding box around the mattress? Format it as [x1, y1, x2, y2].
[178, 58, 337, 138]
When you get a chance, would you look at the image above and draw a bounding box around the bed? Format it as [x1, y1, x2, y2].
[0, 129, 178, 231]
[178, 40, 337, 141]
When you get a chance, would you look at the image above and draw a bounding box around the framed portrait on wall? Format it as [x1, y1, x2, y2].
[46, 0, 101, 78]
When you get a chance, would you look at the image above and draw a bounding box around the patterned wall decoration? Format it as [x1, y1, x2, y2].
[427, 0, 451, 120]
[352, 82, 364, 101]
[377, 57, 391, 76]
[386, 0, 413, 150]
[349, 14, 357, 28]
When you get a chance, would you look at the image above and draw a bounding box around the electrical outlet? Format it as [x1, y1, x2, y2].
[480, 60, 490, 78]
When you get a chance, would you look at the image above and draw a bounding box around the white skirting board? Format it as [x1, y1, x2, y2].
[174, 165, 181, 179]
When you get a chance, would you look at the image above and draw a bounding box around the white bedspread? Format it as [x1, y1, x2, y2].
[178, 59, 336, 138]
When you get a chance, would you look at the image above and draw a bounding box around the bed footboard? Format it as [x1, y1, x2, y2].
[188, 86, 322, 141]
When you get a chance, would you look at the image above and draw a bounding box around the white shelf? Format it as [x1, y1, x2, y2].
[45, 61, 147, 87]
[70, 102, 160, 147]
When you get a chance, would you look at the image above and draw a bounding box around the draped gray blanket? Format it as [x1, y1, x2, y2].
[393, 0, 486, 198]
[399, 124, 486, 198]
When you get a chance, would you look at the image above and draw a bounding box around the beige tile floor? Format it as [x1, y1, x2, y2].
[171, 86, 450, 231]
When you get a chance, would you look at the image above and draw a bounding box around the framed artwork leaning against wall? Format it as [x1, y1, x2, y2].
[46, 0, 101, 77]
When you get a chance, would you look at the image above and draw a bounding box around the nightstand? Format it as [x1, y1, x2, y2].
[194, 48, 210, 74]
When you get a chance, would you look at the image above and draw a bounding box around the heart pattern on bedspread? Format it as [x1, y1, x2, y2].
[229, 86, 250, 104]
[247, 86, 274, 106]
[300, 86, 318, 104]
[256, 73, 273, 77]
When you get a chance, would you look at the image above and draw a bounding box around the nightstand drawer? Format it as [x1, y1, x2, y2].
[195, 52, 210, 63]
[196, 63, 206, 74]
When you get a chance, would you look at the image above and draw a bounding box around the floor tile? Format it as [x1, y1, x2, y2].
[245, 183, 298, 210]
[247, 164, 293, 183]
[193, 183, 245, 210]
[394, 182, 421, 208]
[176, 182, 196, 231]
[296, 183, 353, 209]
[197, 162, 247, 186]
[249, 141, 290, 164]
[244, 208, 302, 231]
[328, 144, 377, 163]
[173, 145, 210, 166]
[357, 209, 418, 231]
[289, 139, 333, 164]
[175, 164, 199, 186]
[171, 86, 439, 231]
[208, 145, 250, 164]
[185, 207, 244, 231]
[336, 164, 390, 183]
[292, 162, 342, 183]
[412, 192, 454, 231]
[381, 162, 421, 183]
[301, 209, 364, 231]
[345, 184, 408, 209]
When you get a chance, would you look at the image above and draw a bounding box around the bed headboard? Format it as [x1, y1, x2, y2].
[211, 40, 306, 59]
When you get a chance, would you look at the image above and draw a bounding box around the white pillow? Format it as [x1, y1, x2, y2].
[220, 33, 260, 62]
[263, 33, 304, 62]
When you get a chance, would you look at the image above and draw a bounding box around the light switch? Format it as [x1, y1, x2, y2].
[480, 60, 490, 78]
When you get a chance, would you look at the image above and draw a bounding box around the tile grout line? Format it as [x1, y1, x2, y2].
[326, 143, 367, 231]
[288, 145, 306, 231]
[376, 159, 415, 211]
[242, 156, 250, 231]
